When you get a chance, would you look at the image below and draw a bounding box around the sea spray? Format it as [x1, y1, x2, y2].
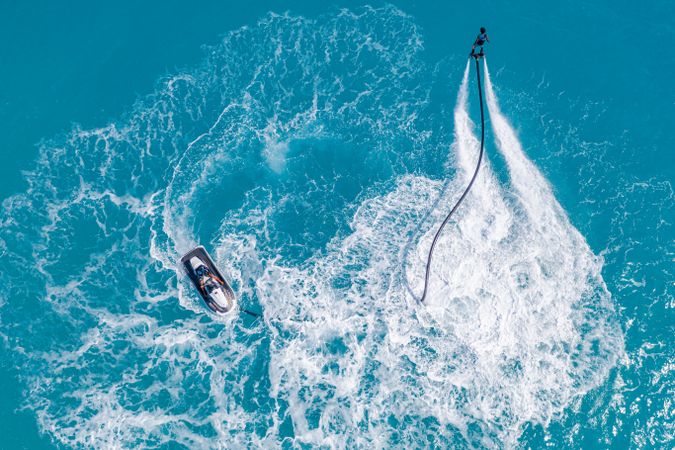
[260, 56, 622, 448]
[0, 7, 623, 449]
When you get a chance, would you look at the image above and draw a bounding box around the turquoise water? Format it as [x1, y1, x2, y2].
[1, 1, 672, 448]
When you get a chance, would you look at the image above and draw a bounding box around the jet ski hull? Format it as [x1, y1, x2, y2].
[180, 246, 236, 314]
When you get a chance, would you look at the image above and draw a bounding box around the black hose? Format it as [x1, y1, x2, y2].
[420, 56, 486, 302]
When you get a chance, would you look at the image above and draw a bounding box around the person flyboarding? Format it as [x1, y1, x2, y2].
[470, 27, 489, 57]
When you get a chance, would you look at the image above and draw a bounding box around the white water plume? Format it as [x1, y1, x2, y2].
[0, 8, 624, 446]
[255, 60, 623, 448]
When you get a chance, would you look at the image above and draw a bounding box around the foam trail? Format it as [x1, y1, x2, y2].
[480, 56, 624, 417]
[450, 61, 510, 245]
[396, 59, 622, 447]
[454, 61, 475, 177]
[0, 6, 626, 448]
[483, 59, 608, 308]
[483, 60, 566, 223]
[413, 59, 510, 302]
[409, 61, 473, 298]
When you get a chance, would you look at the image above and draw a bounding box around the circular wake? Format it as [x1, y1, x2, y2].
[0, 6, 622, 449]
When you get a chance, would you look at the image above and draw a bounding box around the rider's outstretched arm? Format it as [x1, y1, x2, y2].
[208, 273, 224, 284]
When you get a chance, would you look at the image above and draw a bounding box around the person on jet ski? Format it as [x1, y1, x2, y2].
[471, 27, 489, 56]
[195, 265, 224, 294]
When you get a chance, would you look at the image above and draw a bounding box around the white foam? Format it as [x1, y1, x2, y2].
[1, 7, 624, 449]
[263, 136, 290, 174]
[256, 60, 623, 448]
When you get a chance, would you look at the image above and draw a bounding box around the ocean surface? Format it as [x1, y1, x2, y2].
[1, 1, 673, 448]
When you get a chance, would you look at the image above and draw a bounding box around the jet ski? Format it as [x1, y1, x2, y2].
[180, 246, 236, 315]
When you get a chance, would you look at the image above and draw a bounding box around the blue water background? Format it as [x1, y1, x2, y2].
[1, 0, 673, 448]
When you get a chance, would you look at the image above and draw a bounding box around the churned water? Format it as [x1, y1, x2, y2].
[0, 1, 672, 449]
